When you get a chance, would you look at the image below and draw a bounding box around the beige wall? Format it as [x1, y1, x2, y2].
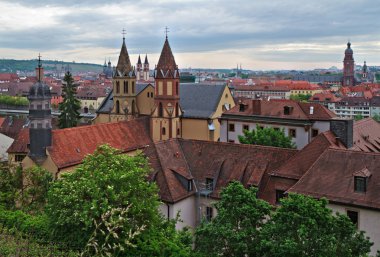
[136, 86, 155, 116]
[92, 113, 111, 124]
[182, 118, 210, 141]
[328, 203, 380, 256]
[160, 196, 197, 230]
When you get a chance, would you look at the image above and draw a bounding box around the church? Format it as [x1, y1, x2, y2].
[93, 32, 235, 142]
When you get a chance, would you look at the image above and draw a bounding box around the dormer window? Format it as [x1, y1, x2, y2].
[354, 176, 366, 192]
[284, 106, 293, 115]
[206, 178, 214, 191]
[188, 180, 193, 191]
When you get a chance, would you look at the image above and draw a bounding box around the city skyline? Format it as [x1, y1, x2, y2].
[0, 0, 379, 70]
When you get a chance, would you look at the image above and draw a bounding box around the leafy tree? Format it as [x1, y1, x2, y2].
[290, 93, 312, 102]
[259, 194, 373, 257]
[354, 114, 364, 121]
[194, 181, 271, 257]
[238, 125, 296, 149]
[46, 144, 191, 256]
[58, 71, 81, 128]
[0, 163, 20, 209]
[373, 114, 380, 122]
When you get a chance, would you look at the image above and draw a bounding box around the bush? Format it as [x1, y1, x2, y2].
[0, 95, 29, 106]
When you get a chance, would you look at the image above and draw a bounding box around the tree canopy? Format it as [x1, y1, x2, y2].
[238, 125, 296, 149]
[194, 182, 373, 257]
[58, 71, 81, 128]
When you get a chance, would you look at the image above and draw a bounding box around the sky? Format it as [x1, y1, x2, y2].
[0, 0, 379, 70]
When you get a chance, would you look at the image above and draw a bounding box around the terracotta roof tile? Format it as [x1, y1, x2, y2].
[351, 118, 380, 153]
[6, 128, 29, 154]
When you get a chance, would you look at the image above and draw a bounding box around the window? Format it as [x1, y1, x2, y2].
[177, 128, 180, 136]
[37, 123, 43, 128]
[124, 81, 128, 93]
[206, 178, 214, 191]
[115, 100, 120, 114]
[158, 102, 163, 117]
[284, 106, 291, 115]
[273, 127, 280, 131]
[188, 180, 193, 191]
[15, 154, 26, 162]
[176, 82, 179, 95]
[147, 92, 150, 98]
[312, 129, 319, 137]
[228, 139, 235, 143]
[347, 210, 359, 228]
[37, 104, 42, 110]
[276, 190, 285, 204]
[354, 177, 366, 192]
[116, 81, 120, 94]
[239, 104, 245, 112]
[45, 103, 49, 109]
[289, 129, 296, 138]
[228, 123, 235, 132]
[150, 92, 154, 97]
[162, 127, 166, 135]
[132, 81, 135, 94]
[206, 207, 213, 222]
[242, 124, 249, 132]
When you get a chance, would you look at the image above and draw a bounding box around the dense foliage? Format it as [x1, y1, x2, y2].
[58, 71, 81, 128]
[238, 125, 296, 149]
[194, 182, 373, 257]
[46, 144, 191, 256]
[290, 93, 312, 102]
[0, 95, 28, 106]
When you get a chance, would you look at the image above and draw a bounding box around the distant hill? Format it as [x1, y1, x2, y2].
[0, 59, 102, 74]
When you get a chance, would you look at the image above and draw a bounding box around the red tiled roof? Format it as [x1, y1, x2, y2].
[49, 117, 151, 169]
[0, 117, 5, 127]
[224, 99, 336, 121]
[351, 118, 380, 153]
[311, 91, 341, 102]
[7, 128, 29, 153]
[289, 149, 380, 210]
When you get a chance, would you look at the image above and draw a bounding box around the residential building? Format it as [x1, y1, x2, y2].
[330, 97, 370, 119]
[220, 99, 336, 149]
[232, 85, 291, 99]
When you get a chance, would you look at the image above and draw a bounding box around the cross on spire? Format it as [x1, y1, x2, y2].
[165, 26, 169, 39]
[122, 28, 126, 39]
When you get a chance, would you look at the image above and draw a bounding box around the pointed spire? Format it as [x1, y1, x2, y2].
[104, 58, 107, 67]
[115, 30, 133, 77]
[137, 54, 142, 64]
[144, 54, 149, 64]
[156, 36, 178, 78]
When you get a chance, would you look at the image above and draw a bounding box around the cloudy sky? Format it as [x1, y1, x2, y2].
[0, 0, 379, 70]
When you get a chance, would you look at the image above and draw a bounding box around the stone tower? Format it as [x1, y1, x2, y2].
[136, 55, 143, 81]
[362, 61, 368, 80]
[143, 54, 149, 81]
[343, 42, 355, 87]
[27, 56, 52, 163]
[111, 34, 138, 121]
[151, 34, 181, 141]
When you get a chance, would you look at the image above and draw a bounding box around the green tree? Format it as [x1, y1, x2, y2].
[46, 144, 191, 256]
[354, 114, 364, 121]
[0, 163, 20, 209]
[58, 71, 81, 128]
[373, 114, 380, 122]
[238, 125, 296, 149]
[259, 194, 373, 257]
[194, 181, 271, 257]
[290, 93, 312, 102]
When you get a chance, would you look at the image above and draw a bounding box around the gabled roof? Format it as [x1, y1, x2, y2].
[96, 91, 114, 114]
[155, 37, 178, 79]
[180, 83, 228, 119]
[289, 149, 380, 210]
[352, 118, 380, 152]
[49, 117, 151, 169]
[115, 38, 134, 77]
[7, 128, 29, 154]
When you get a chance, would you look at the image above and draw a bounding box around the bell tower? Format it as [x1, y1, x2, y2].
[343, 41, 355, 87]
[151, 30, 181, 141]
[111, 29, 138, 122]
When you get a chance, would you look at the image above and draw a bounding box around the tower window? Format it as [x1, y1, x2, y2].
[132, 82, 135, 94]
[175, 103, 179, 117]
[124, 81, 128, 93]
[176, 81, 179, 95]
[116, 81, 120, 94]
[158, 102, 163, 117]
[162, 127, 166, 135]
[116, 100, 120, 114]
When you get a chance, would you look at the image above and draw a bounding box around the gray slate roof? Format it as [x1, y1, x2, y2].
[96, 82, 228, 119]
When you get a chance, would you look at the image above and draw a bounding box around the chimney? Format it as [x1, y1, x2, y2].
[309, 106, 314, 115]
[330, 119, 353, 148]
[252, 99, 261, 115]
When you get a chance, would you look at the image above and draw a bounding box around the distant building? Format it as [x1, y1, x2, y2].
[329, 97, 370, 119]
[343, 42, 355, 87]
[220, 99, 336, 149]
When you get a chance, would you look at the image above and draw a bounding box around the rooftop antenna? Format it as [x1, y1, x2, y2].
[165, 26, 169, 39]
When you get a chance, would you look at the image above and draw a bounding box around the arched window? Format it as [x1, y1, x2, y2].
[150, 92, 153, 97]
[132, 81, 135, 94]
[158, 102, 163, 117]
[147, 92, 150, 98]
[162, 127, 166, 135]
[176, 81, 179, 95]
[124, 81, 128, 94]
[116, 100, 120, 114]
[116, 81, 120, 94]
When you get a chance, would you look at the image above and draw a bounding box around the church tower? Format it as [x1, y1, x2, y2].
[343, 41, 355, 87]
[27, 55, 52, 164]
[151, 34, 181, 141]
[143, 54, 149, 81]
[362, 61, 368, 80]
[111, 32, 138, 121]
[136, 55, 142, 81]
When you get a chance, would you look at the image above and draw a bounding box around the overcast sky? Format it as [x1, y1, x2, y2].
[0, 0, 379, 70]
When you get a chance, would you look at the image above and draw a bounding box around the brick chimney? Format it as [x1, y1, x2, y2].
[330, 118, 353, 148]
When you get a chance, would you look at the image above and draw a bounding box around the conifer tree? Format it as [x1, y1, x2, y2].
[58, 71, 81, 128]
